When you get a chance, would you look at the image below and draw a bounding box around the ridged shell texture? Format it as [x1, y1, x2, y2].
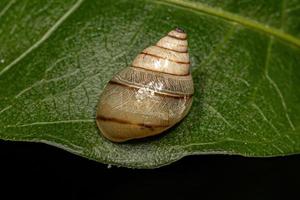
[96, 28, 194, 142]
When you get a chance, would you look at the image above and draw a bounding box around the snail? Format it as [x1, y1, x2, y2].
[96, 28, 194, 142]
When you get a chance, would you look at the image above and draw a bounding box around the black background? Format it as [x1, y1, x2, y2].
[0, 140, 298, 200]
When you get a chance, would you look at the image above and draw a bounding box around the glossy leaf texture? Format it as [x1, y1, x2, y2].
[1, 0, 300, 168]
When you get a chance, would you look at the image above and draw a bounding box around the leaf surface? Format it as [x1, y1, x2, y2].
[1, 0, 300, 168]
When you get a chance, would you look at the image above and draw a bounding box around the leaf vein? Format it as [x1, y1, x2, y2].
[155, 0, 300, 47]
[5, 119, 94, 128]
[0, 0, 84, 77]
[205, 103, 233, 128]
[251, 103, 280, 136]
[265, 74, 295, 130]
[0, 0, 15, 18]
[192, 25, 236, 74]
[280, 0, 287, 30]
[264, 38, 295, 131]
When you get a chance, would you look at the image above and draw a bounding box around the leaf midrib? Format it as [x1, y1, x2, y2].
[155, 0, 300, 48]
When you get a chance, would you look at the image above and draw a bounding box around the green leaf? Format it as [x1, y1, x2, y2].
[1, 0, 300, 168]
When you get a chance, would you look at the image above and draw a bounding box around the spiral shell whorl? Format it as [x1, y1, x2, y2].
[96, 28, 193, 142]
[132, 29, 189, 76]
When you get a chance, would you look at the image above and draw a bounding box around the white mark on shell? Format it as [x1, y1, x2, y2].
[135, 81, 164, 102]
[96, 28, 193, 142]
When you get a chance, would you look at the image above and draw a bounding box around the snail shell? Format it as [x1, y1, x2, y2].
[96, 28, 194, 142]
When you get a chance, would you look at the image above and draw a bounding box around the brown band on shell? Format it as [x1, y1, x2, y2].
[109, 80, 193, 99]
[155, 45, 188, 53]
[131, 64, 190, 76]
[177, 44, 188, 47]
[167, 34, 187, 40]
[140, 52, 190, 65]
[97, 115, 169, 129]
